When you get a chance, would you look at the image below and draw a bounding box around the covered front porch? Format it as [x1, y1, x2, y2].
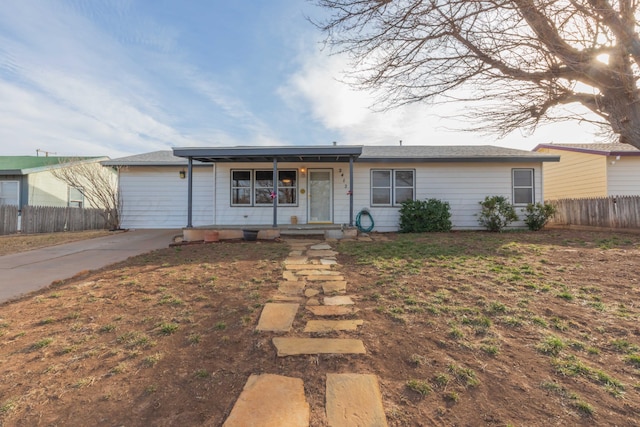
[172, 146, 364, 241]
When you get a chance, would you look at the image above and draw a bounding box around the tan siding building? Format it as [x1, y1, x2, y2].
[534, 143, 640, 200]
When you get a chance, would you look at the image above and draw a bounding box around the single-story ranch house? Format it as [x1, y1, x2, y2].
[102, 145, 559, 237]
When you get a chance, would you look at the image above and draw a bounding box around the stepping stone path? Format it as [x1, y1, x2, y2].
[222, 238, 388, 426]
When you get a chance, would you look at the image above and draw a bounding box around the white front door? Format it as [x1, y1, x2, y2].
[308, 169, 333, 223]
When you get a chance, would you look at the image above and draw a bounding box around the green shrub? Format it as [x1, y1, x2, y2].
[524, 202, 557, 231]
[399, 199, 452, 232]
[477, 196, 518, 232]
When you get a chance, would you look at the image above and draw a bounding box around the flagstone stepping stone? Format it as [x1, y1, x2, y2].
[325, 373, 387, 427]
[307, 275, 345, 282]
[306, 298, 320, 306]
[278, 281, 306, 295]
[307, 250, 339, 257]
[289, 250, 303, 257]
[273, 337, 366, 356]
[284, 256, 308, 265]
[307, 306, 359, 316]
[324, 296, 355, 306]
[283, 271, 298, 281]
[322, 281, 347, 294]
[320, 259, 338, 265]
[295, 270, 341, 276]
[304, 319, 364, 333]
[256, 303, 299, 332]
[222, 374, 309, 427]
[272, 295, 304, 302]
[310, 243, 332, 250]
[304, 288, 320, 297]
[286, 264, 332, 271]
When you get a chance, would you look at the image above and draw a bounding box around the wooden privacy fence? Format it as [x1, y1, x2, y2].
[0, 205, 19, 235]
[21, 206, 108, 234]
[549, 196, 640, 229]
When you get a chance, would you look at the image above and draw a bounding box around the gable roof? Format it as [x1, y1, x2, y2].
[101, 151, 209, 166]
[359, 145, 558, 163]
[534, 143, 640, 156]
[0, 156, 108, 175]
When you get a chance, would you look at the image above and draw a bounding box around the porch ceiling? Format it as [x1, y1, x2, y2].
[172, 146, 363, 163]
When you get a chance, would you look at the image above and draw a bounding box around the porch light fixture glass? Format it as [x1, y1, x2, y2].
[179, 170, 186, 179]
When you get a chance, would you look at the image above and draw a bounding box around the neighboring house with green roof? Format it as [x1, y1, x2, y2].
[0, 156, 109, 209]
[533, 143, 640, 200]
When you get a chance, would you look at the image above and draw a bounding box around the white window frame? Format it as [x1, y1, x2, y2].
[512, 168, 534, 205]
[370, 169, 415, 207]
[0, 180, 19, 206]
[230, 169, 298, 207]
[68, 186, 84, 208]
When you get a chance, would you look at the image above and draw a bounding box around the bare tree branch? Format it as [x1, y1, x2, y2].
[313, 0, 640, 148]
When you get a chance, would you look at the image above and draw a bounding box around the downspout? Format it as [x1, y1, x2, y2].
[273, 158, 278, 228]
[349, 156, 354, 227]
[187, 157, 193, 228]
[211, 163, 216, 225]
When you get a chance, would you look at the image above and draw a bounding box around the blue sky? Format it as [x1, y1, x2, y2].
[0, 1, 602, 159]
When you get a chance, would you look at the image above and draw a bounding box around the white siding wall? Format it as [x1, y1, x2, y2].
[352, 162, 543, 231]
[606, 157, 640, 196]
[27, 170, 69, 207]
[119, 166, 214, 229]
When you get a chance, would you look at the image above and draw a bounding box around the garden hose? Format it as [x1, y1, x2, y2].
[355, 208, 374, 233]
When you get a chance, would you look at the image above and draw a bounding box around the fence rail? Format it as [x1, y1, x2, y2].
[549, 196, 640, 229]
[0, 205, 108, 235]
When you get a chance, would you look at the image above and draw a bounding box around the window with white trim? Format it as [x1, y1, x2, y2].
[371, 169, 415, 206]
[512, 169, 534, 205]
[68, 186, 84, 208]
[231, 170, 298, 206]
[0, 181, 19, 206]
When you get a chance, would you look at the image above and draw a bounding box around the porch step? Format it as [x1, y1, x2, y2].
[222, 374, 309, 427]
[326, 374, 388, 427]
[273, 337, 366, 356]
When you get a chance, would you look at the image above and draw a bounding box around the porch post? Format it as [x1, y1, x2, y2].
[187, 156, 193, 228]
[349, 155, 354, 227]
[272, 158, 278, 228]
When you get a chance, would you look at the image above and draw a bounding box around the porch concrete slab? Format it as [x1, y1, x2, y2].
[324, 296, 355, 306]
[284, 256, 308, 265]
[278, 282, 306, 296]
[295, 270, 342, 276]
[307, 275, 345, 282]
[307, 306, 359, 316]
[304, 320, 364, 333]
[222, 374, 309, 427]
[307, 250, 339, 257]
[256, 303, 299, 332]
[310, 243, 332, 250]
[326, 374, 388, 427]
[320, 259, 338, 265]
[286, 264, 332, 271]
[322, 281, 347, 294]
[273, 337, 366, 356]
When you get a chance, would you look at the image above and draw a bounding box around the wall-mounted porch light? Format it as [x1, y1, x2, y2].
[179, 169, 186, 179]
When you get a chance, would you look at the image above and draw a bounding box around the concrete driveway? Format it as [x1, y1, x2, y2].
[0, 229, 179, 303]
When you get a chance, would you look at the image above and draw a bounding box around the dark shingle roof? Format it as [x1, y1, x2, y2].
[101, 151, 199, 166]
[359, 145, 558, 162]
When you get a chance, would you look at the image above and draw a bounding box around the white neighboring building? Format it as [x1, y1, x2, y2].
[103, 145, 559, 231]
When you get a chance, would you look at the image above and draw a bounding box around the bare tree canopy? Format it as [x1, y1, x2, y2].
[314, 0, 640, 148]
[49, 159, 122, 230]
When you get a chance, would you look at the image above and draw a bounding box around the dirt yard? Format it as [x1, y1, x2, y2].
[0, 230, 639, 426]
